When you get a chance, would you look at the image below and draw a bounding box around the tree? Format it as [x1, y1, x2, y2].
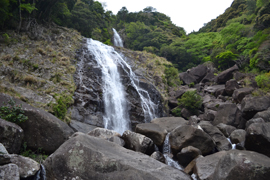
[214, 51, 239, 70]
[143, 6, 156, 13]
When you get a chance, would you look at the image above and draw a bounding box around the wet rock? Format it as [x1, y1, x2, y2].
[151, 117, 188, 132]
[179, 72, 197, 85]
[150, 151, 166, 164]
[213, 103, 243, 128]
[0, 93, 74, 154]
[0, 118, 24, 154]
[245, 117, 265, 129]
[194, 151, 227, 180]
[0, 164, 20, 180]
[215, 64, 238, 84]
[216, 123, 237, 137]
[177, 146, 202, 167]
[169, 125, 215, 155]
[245, 122, 270, 157]
[135, 123, 167, 146]
[0, 143, 8, 154]
[241, 96, 270, 119]
[0, 154, 40, 178]
[213, 150, 270, 180]
[232, 87, 254, 103]
[188, 64, 208, 82]
[225, 79, 239, 96]
[44, 133, 192, 180]
[199, 121, 231, 151]
[230, 129, 246, 144]
[122, 130, 155, 155]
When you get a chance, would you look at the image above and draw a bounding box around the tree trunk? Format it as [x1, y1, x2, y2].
[17, 0, 22, 32]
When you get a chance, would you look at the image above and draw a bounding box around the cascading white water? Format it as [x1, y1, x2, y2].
[163, 133, 183, 170]
[86, 38, 157, 134]
[227, 138, 236, 149]
[112, 28, 124, 47]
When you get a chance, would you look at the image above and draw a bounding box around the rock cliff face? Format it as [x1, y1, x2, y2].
[70, 39, 167, 130]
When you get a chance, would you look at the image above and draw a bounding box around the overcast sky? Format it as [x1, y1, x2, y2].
[99, 0, 234, 34]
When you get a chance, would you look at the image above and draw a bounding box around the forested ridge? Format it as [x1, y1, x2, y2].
[1, 0, 270, 73]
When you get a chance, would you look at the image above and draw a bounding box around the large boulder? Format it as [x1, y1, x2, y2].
[150, 151, 166, 164]
[135, 123, 167, 146]
[212, 150, 270, 180]
[188, 65, 208, 82]
[225, 79, 239, 96]
[177, 146, 202, 167]
[69, 120, 97, 133]
[169, 125, 215, 155]
[245, 117, 265, 129]
[0, 143, 8, 154]
[198, 121, 231, 151]
[230, 129, 246, 145]
[0, 118, 24, 154]
[0, 154, 40, 178]
[213, 103, 243, 128]
[253, 107, 270, 122]
[232, 87, 254, 103]
[88, 128, 121, 139]
[44, 133, 192, 180]
[179, 72, 197, 85]
[215, 65, 238, 84]
[201, 72, 215, 84]
[245, 122, 270, 157]
[241, 96, 270, 119]
[216, 123, 236, 137]
[0, 93, 74, 154]
[122, 130, 155, 155]
[204, 85, 225, 97]
[151, 117, 188, 132]
[194, 151, 227, 180]
[0, 164, 20, 180]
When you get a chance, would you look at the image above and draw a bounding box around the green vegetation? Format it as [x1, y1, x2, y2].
[171, 107, 181, 117]
[178, 91, 202, 115]
[164, 66, 182, 87]
[20, 142, 48, 162]
[52, 93, 73, 122]
[0, 98, 28, 124]
[255, 72, 270, 89]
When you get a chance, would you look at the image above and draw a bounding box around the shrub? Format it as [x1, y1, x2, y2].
[171, 107, 181, 117]
[0, 98, 28, 124]
[164, 66, 182, 87]
[178, 90, 202, 115]
[255, 73, 270, 89]
[52, 94, 73, 122]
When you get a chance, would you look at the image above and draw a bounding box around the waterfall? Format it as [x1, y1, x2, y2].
[86, 39, 157, 134]
[112, 28, 124, 47]
[163, 133, 183, 170]
[227, 138, 236, 149]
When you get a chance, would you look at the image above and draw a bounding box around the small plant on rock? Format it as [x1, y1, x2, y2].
[178, 90, 202, 115]
[0, 98, 28, 124]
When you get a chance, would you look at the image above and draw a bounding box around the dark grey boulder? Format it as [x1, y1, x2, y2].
[44, 133, 192, 180]
[200, 72, 215, 83]
[212, 150, 270, 180]
[204, 85, 225, 97]
[188, 65, 208, 82]
[203, 109, 217, 121]
[215, 65, 238, 84]
[181, 108, 192, 119]
[241, 96, 270, 119]
[245, 117, 265, 129]
[0, 163, 20, 180]
[233, 71, 245, 81]
[177, 146, 202, 167]
[135, 123, 167, 146]
[88, 128, 121, 139]
[232, 87, 254, 103]
[0, 154, 40, 178]
[0, 118, 24, 154]
[69, 120, 98, 133]
[245, 122, 270, 157]
[151, 117, 188, 132]
[199, 121, 231, 151]
[169, 125, 215, 155]
[122, 130, 155, 155]
[150, 151, 166, 164]
[253, 107, 270, 122]
[230, 129, 246, 144]
[179, 72, 197, 85]
[194, 151, 227, 180]
[225, 79, 239, 96]
[216, 123, 236, 137]
[213, 103, 243, 128]
[0, 93, 74, 154]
